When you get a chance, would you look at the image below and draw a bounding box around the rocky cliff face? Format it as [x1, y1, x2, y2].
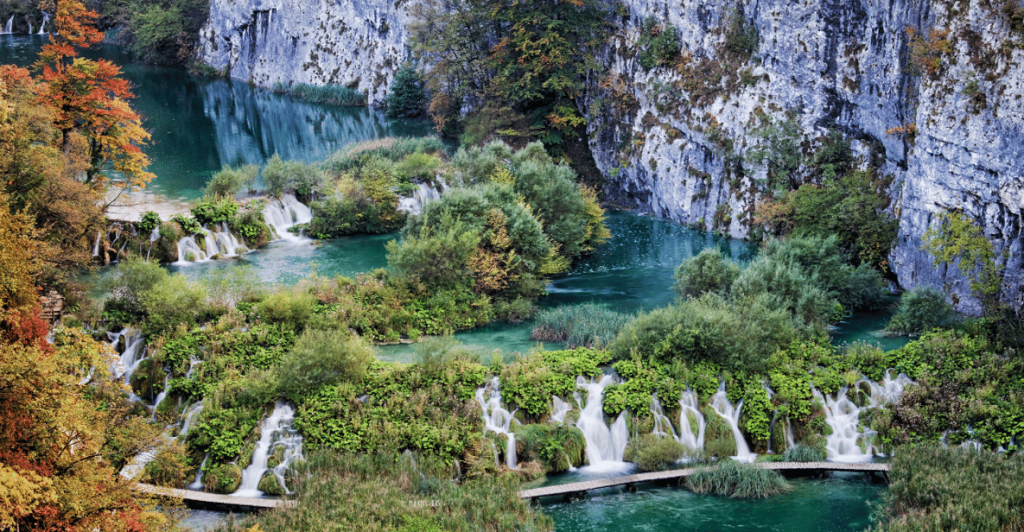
[199, 0, 413, 105]
[585, 0, 1022, 314]
[198, 0, 1023, 312]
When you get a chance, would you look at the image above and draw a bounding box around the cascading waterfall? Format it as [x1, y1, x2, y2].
[550, 396, 573, 424]
[2, 15, 13, 33]
[151, 374, 170, 418]
[709, 383, 756, 462]
[650, 394, 678, 440]
[92, 231, 102, 257]
[180, 402, 203, 437]
[234, 401, 304, 497]
[475, 377, 518, 469]
[108, 329, 145, 385]
[574, 375, 629, 467]
[190, 454, 209, 490]
[263, 193, 312, 241]
[786, 419, 797, 450]
[678, 390, 706, 452]
[37, 13, 47, 34]
[814, 370, 913, 462]
[397, 182, 441, 216]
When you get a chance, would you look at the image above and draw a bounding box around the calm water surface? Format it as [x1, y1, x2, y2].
[0, 35, 434, 200]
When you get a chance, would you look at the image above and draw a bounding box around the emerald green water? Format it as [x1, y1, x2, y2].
[0, 35, 434, 200]
[544, 473, 884, 532]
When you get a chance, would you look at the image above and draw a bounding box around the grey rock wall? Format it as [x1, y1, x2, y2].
[199, 0, 413, 105]
[197, 0, 1023, 312]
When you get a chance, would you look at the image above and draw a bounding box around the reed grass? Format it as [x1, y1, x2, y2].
[273, 81, 366, 106]
[780, 444, 826, 462]
[212, 451, 553, 532]
[686, 460, 791, 499]
[873, 444, 1024, 532]
[323, 137, 446, 173]
[530, 303, 632, 348]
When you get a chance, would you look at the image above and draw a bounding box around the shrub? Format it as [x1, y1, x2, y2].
[385, 63, 427, 118]
[142, 439, 195, 488]
[200, 265, 266, 314]
[205, 164, 258, 198]
[138, 211, 161, 235]
[257, 289, 318, 331]
[637, 17, 680, 70]
[140, 274, 209, 337]
[724, 9, 759, 58]
[277, 329, 375, 402]
[191, 196, 239, 225]
[886, 286, 957, 335]
[874, 445, 1024, 532]
[530, 303, 632, 348]
[780, 444, 825, 462]
[324, 137, 445, 174]
[760, 235, 887, 311]
[673, 248, 740, 298]
[624, 434, 687, 471]
[101, 256, 170, 319]
[262, 155, 320, 197]
[686, 460, 790, 498]
[394, 151, 442, 182]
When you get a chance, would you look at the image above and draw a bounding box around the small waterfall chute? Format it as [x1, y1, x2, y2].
[709, 383, 756, 462]
[550, 396, 573, 424]
[397, 182, 441, 216]
[263, 193, 312, 242]
[37, 13, 47, 34]
[190, 454, 209, 490]
[650, 394, 678, 440]
[2, 15, 13, 33]
[678, 389, 706, 452]
[573, 375, 630, 468]
[474, 377, 518, 469]
[233, 401, 304, 497]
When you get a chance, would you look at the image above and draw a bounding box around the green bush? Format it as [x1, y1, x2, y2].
[140, 274, 209, 337]
[637, 17, 681, 70]
[874, 445, 1024, 532]
[886, 286, 957, 335]
[324, 137, 446, 174]
[101, 256, 170, 320]
[673, 248, 740, 299]
[686, 460, 790, 499]
[724, 9, 759, 58]
[760, 235, 886, 311]
[530, 303, 632, 348]
[277, 329, 376, 402]
[138, 211, 162, 235]
[257, 289, 319, 331]
[624, 434, 687, 471]
[203, 462, 243, 494]
[191, 196, 239, 225]
[205, 164, 258, 198]
[385, 63, 427, 118]
[262, 155, 323, 197]
[142, 439, 196, 488]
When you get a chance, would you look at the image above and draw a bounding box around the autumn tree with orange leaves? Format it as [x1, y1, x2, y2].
[35, 0, 154, 194]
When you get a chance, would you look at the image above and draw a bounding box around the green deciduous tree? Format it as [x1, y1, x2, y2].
[922, 210, 1006, 315]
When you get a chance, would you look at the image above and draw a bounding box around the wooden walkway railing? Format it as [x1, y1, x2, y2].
[518, 461, 889, 501]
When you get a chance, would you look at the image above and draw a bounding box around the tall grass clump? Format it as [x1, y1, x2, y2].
[780, 444, 825, 462]
[530, 303, 632, 348]
[624, 434, 688, 472]
[212, 451, 553, 532]
[686, 460, 791, 499]
[874, 445, 1024, 532]
[277, 82, 367, 106]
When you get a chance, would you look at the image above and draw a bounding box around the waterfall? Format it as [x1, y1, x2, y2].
[709, 384, 756, 462]
[397, 182, 441, 216]
[814, 370, 912, 462]
[678, 390, 706, 451]
[190, 454, 209, 490]
[767, 410, 778, 453]
[474, 377, 518, 469]
[37, 13, 47, 34]
[651, 394, 678, 440]
[92, 231, 102, 257]
[550, 396, 573, 423]
[2, 16, 13, 33]
[786, 419, 796, 450]
[108, 329, 145, 384]
[180, 402, 203, 437]
[151, 374, 169, 418]
[263, 193, 313, 241]
[574, 375, 629, 467]
[234, 401, 304, 497]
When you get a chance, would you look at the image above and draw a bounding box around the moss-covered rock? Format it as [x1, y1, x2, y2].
[257, 471, 285, 496]
[512, 423, 586, 473]
[702, 406, 737, 458]
[267, 445, 286, 469]
[624, 434, 687, 471]
[769, 418, 789, 454]
[204, 462, 242, 494]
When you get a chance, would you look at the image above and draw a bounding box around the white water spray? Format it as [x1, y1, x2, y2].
[709, 383, 756, 463]
[678, 389, 706, 452]
[234, 402, 304, 497]
[475, 377, 518, 469]
[573, 375, 629, 467]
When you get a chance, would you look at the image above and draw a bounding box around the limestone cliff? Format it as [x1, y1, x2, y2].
[199, 0, 412, 105]
[198, 0, 1023, 312]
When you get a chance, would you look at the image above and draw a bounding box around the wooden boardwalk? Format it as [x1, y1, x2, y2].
[133, 482, 293, 511]
[518, 461, 889, 501]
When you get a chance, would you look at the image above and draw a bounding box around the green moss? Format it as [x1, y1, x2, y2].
[204, 462, 242, 494]
[258, 471, 286, 496]
[702, 406, 737, 458]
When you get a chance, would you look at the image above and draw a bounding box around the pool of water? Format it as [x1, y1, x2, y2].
[544, 472, 884, 532]
[0, 35, 435, 200]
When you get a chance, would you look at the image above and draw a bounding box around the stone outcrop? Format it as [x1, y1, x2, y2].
[199, 0, 413, 105]
[198, 0, 1024, 312]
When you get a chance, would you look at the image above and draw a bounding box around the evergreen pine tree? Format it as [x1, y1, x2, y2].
[385, 63, 426, 119]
